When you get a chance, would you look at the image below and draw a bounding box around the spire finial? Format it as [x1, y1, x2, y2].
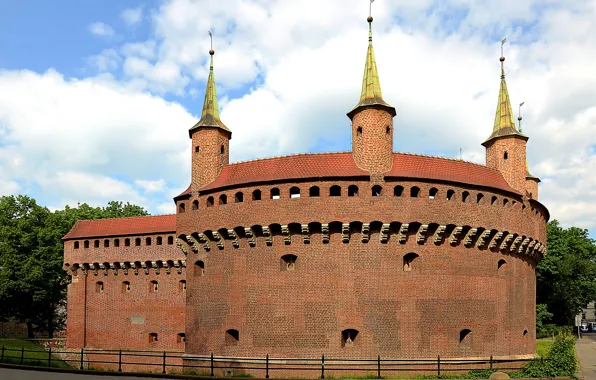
[518, 101, 525, 132]
[368, 0, 375, 40]
[500, 37, 507, 79]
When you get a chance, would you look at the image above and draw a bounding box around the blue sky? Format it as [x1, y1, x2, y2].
[0, 0, 595, 237]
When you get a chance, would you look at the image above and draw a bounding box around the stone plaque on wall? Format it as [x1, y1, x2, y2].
[131, 316, 145, 324]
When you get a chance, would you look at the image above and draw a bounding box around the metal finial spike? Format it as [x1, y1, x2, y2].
[208, 31, 214, 56]
[369, 0, 375, 18]
[518, 102, 525, 131]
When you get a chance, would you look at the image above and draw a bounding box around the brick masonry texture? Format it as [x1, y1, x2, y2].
[485, 137, 527, 195]
[352, 108, 394, 173]
[191, 128, 229, 193]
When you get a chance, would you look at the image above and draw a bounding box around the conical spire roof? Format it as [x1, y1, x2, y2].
[347, 16, 395, 120]
[482, 56, 526, 146]
[189, 49, 231, 137]
[526, 160, 540, 182]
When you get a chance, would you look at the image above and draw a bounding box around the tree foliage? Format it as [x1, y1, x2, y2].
[537, 220, 596, 325]
[0, 196, 149, 337]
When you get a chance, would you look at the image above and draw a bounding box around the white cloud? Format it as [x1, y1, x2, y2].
[121, 7, 143, 26]
[88, 22, 115, 37]
[135, 179, 167, 193]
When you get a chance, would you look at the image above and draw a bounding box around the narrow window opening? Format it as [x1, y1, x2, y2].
[447, 190, 455, 200]
[252, 190, 262, 201]
[178, 203, 185, 213]
[219, 194, 227, 205]
[104, 239, 109, 247]
[114, 239, 120, 247]
[96, 282, 104, 293]
[341, 329, 359, 347]
[503, 198, 509, 206]
[410, 186, 420, 198]
[477, 193, 484, 204]
[145, 237, 151, 246]
[281, 254, 298, 271]
[195, 260, 205, 276]
[403, 252, 419, 272]
[195, 146, 200, 153]
[459, 329, 471, 344]
[177, 333, 186, 343]
[372, 185, 382, 197]
[498, 259, 507, 271]
[207, 197, 214, 207]
[491, 196, 497, 205]
[225, 329, 239, 346]
[149, 333, 158, 343]
[235, 192, 244, 203]
[84, 240, 89, 249]
[135, 238, 141, 246]
[149, 280, 158, 293]
[156, 237, 162, 245]
[386, 125, 391, 134]
[125, 238, 130, 247]
[523, 330, 528, 337]
[167, 236, 174, 245]
[122, 281, 131, 293]
[394, 186, 404, 197]
[74, 241, 80, 249]
[462, 191, 470, 203]
[504, 151, 508, 160]
[270, 188, 281, 199]
[290, 187, 300, 198]
[330, 185, 341, 197]
[356, 127, 362, 136]
[220, 145, 225, 154]
[179, 280, 186, 292]
[309, 186, 320, 197]
[429, 188, 438, 199]
[192, 200, 199, 210]
[348, 185, 359, 197]
[94, 240, 100, 248]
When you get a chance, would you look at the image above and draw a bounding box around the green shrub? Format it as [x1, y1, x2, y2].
[536, 324, 574, 339]
[522, 335, 577, 379]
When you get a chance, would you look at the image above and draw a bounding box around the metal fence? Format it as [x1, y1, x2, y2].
[0, 345, 535, 378]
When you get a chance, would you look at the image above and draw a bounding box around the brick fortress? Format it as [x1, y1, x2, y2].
[63, 15, 548, 361]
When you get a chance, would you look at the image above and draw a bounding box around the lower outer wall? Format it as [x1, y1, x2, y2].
[185, 236, 536, 359]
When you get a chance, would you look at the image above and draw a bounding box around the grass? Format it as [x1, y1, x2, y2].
[0, 339, 70, 368]
[536, 338, 554, 357]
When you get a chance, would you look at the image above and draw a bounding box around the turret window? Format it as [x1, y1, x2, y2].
[348, 185, 359, 197]
[115, 239, 120, 247]
[135, 238, 141, 246]
[356, 127, 362, 136]
[104, 239, 109, 248]
[386, 126, 391, 134]
[156, 237, 162, 245]
[195, 146, 200, 153]
[94, 240, 100, 248]
[504, 151, 508, 160]
[125, 238, 130, 247]
[220, 145, 225, 154]
[84, 240, 89, 248]
[74, 241, 80, 249]
[192, 200, 199, 210]
[178, 203, 185, 213]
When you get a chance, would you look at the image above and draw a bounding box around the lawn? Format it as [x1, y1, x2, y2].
[0, 339, 70, 368]
[536, 338, 554, 357]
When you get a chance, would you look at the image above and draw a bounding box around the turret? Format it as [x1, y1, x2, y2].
[189, 33, 231, 193]
[348, 10, 396, 174]
[482, 40, 530, 196]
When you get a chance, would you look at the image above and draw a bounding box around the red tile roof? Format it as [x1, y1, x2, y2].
[63, 214, 176, 240]
[184, 152, 519, 195]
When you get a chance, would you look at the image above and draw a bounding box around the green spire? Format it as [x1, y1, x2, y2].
[526, 160, 540, 181]
[347, 16, 395, 120]
[482, 54, 526, 146]
[189, 44, 231, 137]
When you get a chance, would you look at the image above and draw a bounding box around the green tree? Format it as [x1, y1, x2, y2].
[537, 220, 596, 325]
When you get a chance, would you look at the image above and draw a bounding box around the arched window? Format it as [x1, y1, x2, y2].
[96, 281, 104, 293]
[403, 252, 419, 272]
[503, 198, 509, 206]
[498, 259, 507, 271]
[330, 185, 341, 197]
[252, 190, 262, 201]
[219, 194, 227, 205]
[124, 238, 130, 247]
[342, 329, 359, 347]
[462, 191, 470, 203]
[84, 240, 89, 249]
[477, 193, 484, 204]
[372, 185, 382, 197]
[356, 127, 362, 136]
[281, 254, 297, 271]
[447, 190, 455, 200]
[94, 240, 100, 248]
[122, 281, 131, 293]
[394, 185, 404, 197]
[459, 329, 471, 344]
[491, 196, 497, 205]
[207, 196, 214, 207]
[179, 280, 186, 292]
[270, 188, 281, 199]
[192, 200, 199, 210]
[156, 237, 162, 245]
[74, 241, 80, 249]
[178, 203, 185, 213]
[410, 186, 420, 198]
[177, 333, 186, 344]
[114, 239, 120, 247]
[149, 333, 158, 343]
[290, 187, 300, 198]
[195, 260, 205, 276]
[146, 237, 151, 246]
[167, 236, 174, 245]
[135, 238, 141, 246]
[149, 280, 158, 293]
[348, 185, 359, 197]
[309, 186, 320, 197]
[523, 330, 529, 338]
[103, 239, 109, 248]
[225, 329, 239, 346]
[235, 192, 244, 203]
[429, 188, 438, 199]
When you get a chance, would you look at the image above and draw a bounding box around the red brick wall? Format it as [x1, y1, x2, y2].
[525, 179, 539, 200]
[351, 108, 394, 173]
[191, 128, 230, 193]
[177, 178, 546, 359]
[485, 137, 527, 196]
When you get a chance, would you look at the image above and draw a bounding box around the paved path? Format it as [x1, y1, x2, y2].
[0, 367, 165, 380]
[577, 333, 596, 380]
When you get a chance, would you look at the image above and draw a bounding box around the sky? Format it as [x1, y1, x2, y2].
[0, 0, 595, 236]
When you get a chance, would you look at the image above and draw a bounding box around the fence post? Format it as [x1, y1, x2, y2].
[1, 345, 4, 362]
[490, 354, 493, 370]
[266, 353, 270, 379]
[162, 351, 167, 374]
[20, 346, 24, 364]
[437, 355, 441, 379]
[118, 350, 122, 372]
[80, 348, 84, 370]
[210, 352, 214, 377]
[321, 354, 325, 379]
[377, 355, 381, 379]
[48, 347, 52, 367]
